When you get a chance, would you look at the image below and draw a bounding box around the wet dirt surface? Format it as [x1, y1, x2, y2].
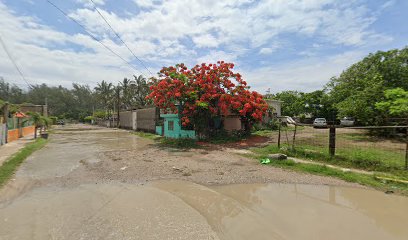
[1, 124, 407, 239]
[1, 181, 408, 240]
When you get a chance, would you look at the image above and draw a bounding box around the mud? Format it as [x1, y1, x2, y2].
[1, 181, 408, 240]
[2, 125, 404, 239]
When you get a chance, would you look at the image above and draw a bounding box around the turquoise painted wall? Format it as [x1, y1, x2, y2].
[161, 114, 195, 139]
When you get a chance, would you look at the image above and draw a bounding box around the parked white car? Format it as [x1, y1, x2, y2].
[313, 118, 327, 128]
[340, 117, 355, 127]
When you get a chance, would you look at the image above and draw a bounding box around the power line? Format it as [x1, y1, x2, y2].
[89, 0, 153, 77]
[46, 0, 143, 75]
[0, 35, 33, 89]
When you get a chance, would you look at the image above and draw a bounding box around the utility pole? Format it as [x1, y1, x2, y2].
[116, 84, 120, 128]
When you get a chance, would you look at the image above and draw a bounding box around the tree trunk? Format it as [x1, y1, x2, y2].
[34, 126, 37, 139]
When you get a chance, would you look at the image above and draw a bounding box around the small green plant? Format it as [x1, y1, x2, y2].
[83, 116, 94, 123]
[133, 131, 161, 140]
[158, 138, 199, 149]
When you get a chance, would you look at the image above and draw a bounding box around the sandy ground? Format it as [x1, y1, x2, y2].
[49, 125, 363, 188]
[3, 124, 408, 240]
[0, 134, 34, 166]
[0, 124, 363, 203]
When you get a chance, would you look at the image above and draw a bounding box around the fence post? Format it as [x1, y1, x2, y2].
[292, 124, 297, 151]
[329, 127, 336, 157]
[405, 137, 407, 170]
[277, 120, 281, 149]
[405, 122, 408, 170]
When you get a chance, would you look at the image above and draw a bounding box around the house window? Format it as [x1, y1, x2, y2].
[168, 120, 174, 131]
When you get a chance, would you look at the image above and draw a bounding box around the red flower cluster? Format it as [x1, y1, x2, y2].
[147, 62, 268, 127]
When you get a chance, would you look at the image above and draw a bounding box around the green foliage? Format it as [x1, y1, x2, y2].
[132, 131, 161, 140]
[253, 141, 406, 174]
[254, 157, 408, 195]
[326, 47, 408, 125]
[83, 116, 94, 122]
[271, 90, 335, 119]
[49, 116, 58, 125]
[93, 111, 108, 119]
[0, 138, 48, 187]
[158, 138, 199, 149]
[253, 119, 279, 131]
[270, 91, 305, 116]
[375, 88, 408, 117]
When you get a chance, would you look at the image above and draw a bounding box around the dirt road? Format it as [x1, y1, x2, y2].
[1, 124, 407, 240]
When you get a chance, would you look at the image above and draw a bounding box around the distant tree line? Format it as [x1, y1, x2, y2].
[270, 47, 408, 125]
[0, 75, 151, 121]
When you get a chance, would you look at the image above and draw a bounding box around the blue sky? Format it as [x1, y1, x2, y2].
[0, 0, 407, 93]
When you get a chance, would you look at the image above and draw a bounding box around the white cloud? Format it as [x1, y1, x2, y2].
[0, 0, 394, 92]
[243, 51, 366, 93]
[192, 34, 219, 48]
[196, 50, 237, 65]
[259, 42, 281, 54]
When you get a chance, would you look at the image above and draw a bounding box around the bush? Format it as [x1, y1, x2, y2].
[84, 116, 94, 123]
[49, 116, 58, 125]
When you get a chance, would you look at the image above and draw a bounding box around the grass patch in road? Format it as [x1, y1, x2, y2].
[132, 131, 161, 140]
[158, 138, 200, 149]
[132, 131, 200, 149]
[0, 138, 48, 187]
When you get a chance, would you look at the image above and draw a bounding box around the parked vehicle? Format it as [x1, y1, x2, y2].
[313, 118, 327, 128]
[340, 117, 355, 127]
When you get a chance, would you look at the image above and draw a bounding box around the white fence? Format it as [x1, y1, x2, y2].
[0, 123, 6, 145]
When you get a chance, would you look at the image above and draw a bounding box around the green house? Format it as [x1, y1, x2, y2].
[155, 114, 196, 139]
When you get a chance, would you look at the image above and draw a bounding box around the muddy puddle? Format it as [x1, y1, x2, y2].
[16, 129, 151, 180]
[1, 181, 407, 240]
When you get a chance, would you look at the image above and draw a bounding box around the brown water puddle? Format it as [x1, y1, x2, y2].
[1, 181, 407, 240]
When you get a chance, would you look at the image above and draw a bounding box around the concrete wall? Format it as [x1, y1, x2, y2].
[119, 111, 135, 130]
[20, 104, 48, 117]
[136, 108, 157, 132]
[265, 100, 282, 117]
[119, 107, 158, 132]
[0, 123, 6, 145]
[224, 116, 242, 131]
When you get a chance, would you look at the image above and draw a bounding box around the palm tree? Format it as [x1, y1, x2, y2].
[26, 112, 49, 139]
[131, 75, 151, 108]
[120, 78, 132, 110]
[94, 80, 114, 117]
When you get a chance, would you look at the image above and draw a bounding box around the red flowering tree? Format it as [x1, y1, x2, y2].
[147, 61, 268, 135]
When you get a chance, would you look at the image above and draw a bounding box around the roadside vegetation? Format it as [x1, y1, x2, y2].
[250, 126, 408, 195]
[0, 138, 48, 187]
[253, 127, 407, 174]
[252, 156, 408, 195]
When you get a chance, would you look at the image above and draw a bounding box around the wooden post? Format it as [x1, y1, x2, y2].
[329, 127, 336, 157]
[292, 124, 297, 151]
[405, 136, 407, 170]
[3, 103, 8, 143]
[278, 120, 281, 149]
[405, 118, 408, 170]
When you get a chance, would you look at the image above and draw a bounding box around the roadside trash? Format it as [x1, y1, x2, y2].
[260, 158, 271, 164]
[268, 153, 287, 160]
[120, 166, 128, 170]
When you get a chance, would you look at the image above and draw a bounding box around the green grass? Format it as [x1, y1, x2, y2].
[0, 138, 48, 187]
[255, 158, 408, 195]
[132, 131, 161, 140]
[252, 142, 407, 176]
[157, 138, 200, 149]
[132, 131, 200, 149]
